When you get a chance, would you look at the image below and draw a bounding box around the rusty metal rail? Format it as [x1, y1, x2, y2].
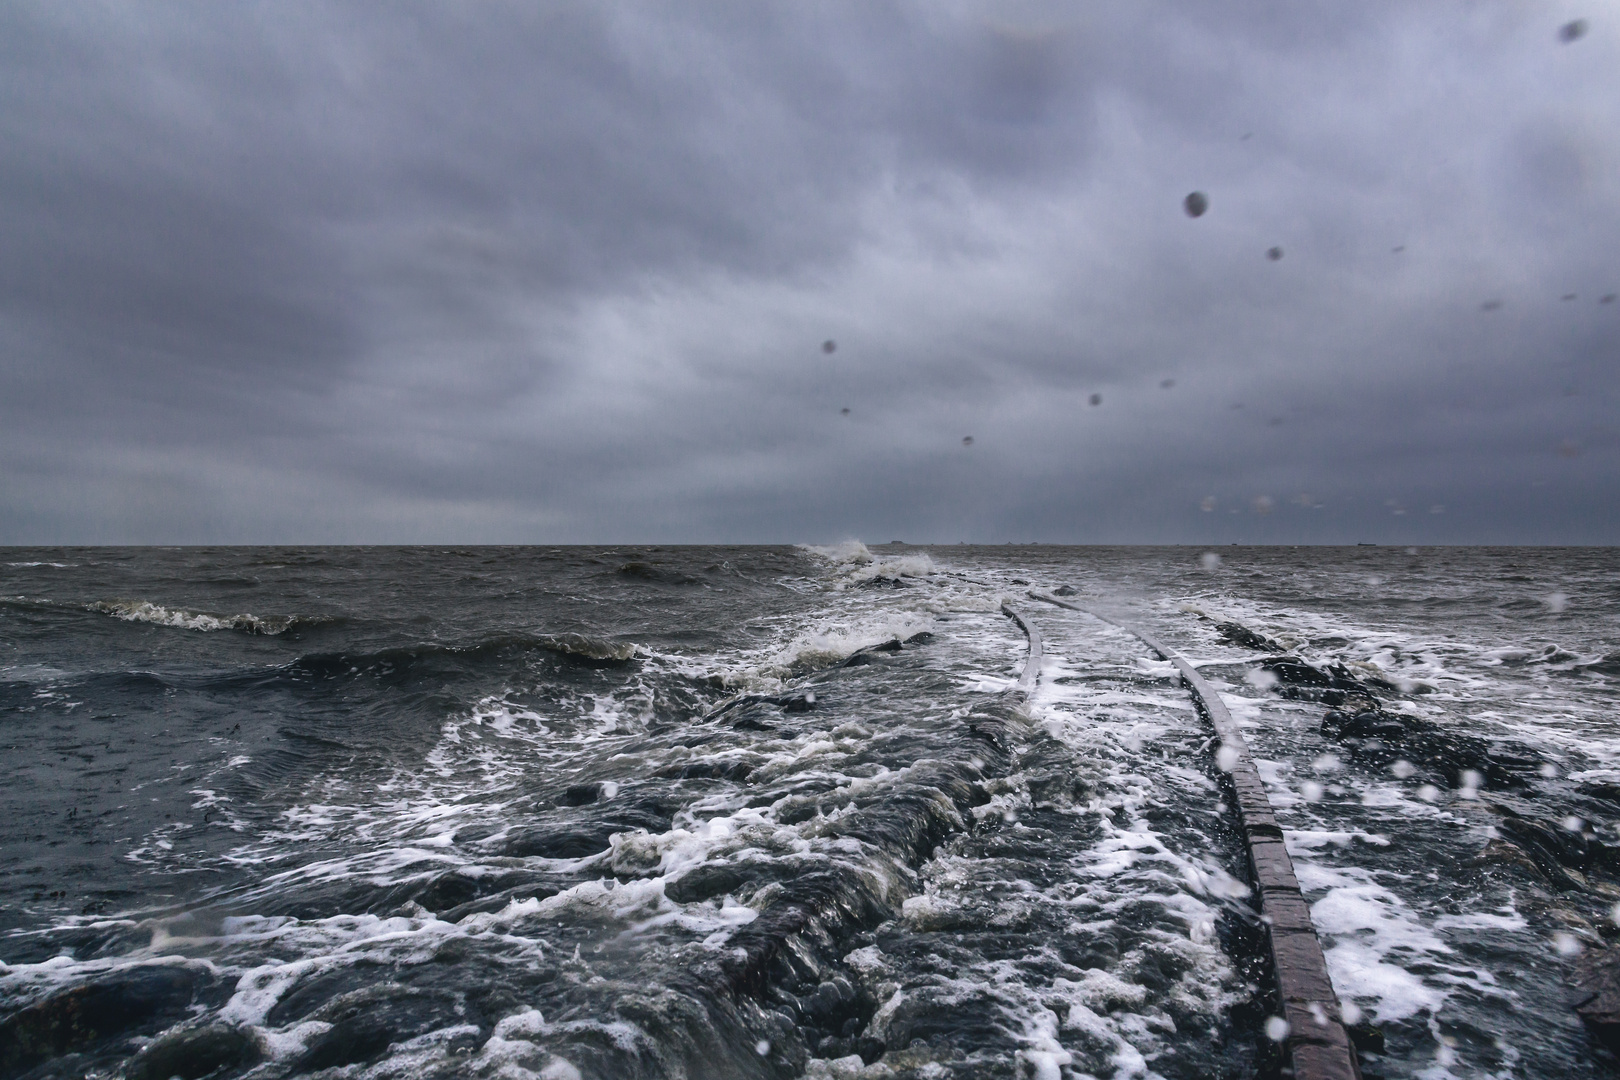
[1027, 591, 1361, 1080]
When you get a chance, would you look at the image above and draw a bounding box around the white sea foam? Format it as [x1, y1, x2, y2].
[801, 540, 875, 566]
[88, 598, 303, 634]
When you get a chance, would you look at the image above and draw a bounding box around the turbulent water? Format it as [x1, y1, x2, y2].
[1, 545, 1617, 1080]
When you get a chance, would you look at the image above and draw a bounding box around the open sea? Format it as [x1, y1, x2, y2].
[2, 544, 1618, 1080]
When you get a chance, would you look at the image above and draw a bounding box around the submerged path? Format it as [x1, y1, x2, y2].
[1028, 592, 1362, 1080]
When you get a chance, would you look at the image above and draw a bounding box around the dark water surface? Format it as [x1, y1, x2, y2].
[1, 545, 1617, 1079]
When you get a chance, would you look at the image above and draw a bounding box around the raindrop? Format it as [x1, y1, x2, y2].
[1215, 743, 1240, 772]
[1392, 245, 1406, 253]
[1089, 393, 1103, 406]
[1459, 769, 1483, 796]
[1184, 191, 1209, 218]
[1200, 496, 1216, 512]
[1563, 293, 1578, 301]
[1417, 784, 1440, 802]
[756, 1039, 772, 1056]
[1481, 299, 1504, 311]
[840, 407, 850, 415]
[1392, 760, 1416, 779]
[1252, 494, 1274, 515]
[1265, 1016, 1290, 1042]
[1558, 440, 1580, 458]
[1161, 378, 1176, 388]
[1302, 780, 1325, 802]
[1341, 1001, 1363, 1026]
[1539, 762, 1560, 778]
[1559, 19, 1588, 42]
[1546, 591, 1569, 612]
[1266, 246, 1284, 261]
[822, 340, 837, 354]
[1201, 551, 1222, 571]
[1563, 815, 1585, 832]
[1240, 132, 1253, 141]
[1555, 931, 1584, 957]
[1603, 294, 1617, 304]
[961, 436, 974, 447]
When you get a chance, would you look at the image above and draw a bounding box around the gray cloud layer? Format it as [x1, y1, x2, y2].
[2, 1, 1616, 543]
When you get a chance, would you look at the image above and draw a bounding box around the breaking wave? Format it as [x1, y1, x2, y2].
[88, 599, 324, 636]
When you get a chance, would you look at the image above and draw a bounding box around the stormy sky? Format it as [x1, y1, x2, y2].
[1, 2, 1616, 545]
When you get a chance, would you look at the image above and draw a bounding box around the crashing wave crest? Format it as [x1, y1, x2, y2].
[89, 599, 310, 635]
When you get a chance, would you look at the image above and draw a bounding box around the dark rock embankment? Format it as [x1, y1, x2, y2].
[1318, 704, 1539, 790]
[0, 965, 228, 1080]
[1255, 656, 1620, 1054]
[1255, 654, 1539, 791]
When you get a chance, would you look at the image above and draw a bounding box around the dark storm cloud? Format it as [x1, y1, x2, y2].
[0, 0, 1616, 543]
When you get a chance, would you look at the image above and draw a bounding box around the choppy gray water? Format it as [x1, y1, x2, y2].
[1, 545, 1617, 1080]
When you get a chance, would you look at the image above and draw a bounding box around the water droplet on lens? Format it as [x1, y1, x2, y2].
[822, 340, 837, 354]
[1200, 496, 1216, 512]
[1555, 931, 1584, 956]
[1184, 191, 1209, 218]
[962, 435, 974, 446]
[1201, 552, 1222, 571]
[756, 1039, 772, 1056]
[1161, 378, 1175, 388]
[1481, 299, 1503, 311]
[840, 407, 850, 415]
[1267, 246, 1283, 261]
[1392, 760, 1415, 779]
[1559, 19, 1588, 42]
[1089, 393, 1102, 406]
[1341, 1001, 1362, 1025]
[1265, 1016, 1290, 1041]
